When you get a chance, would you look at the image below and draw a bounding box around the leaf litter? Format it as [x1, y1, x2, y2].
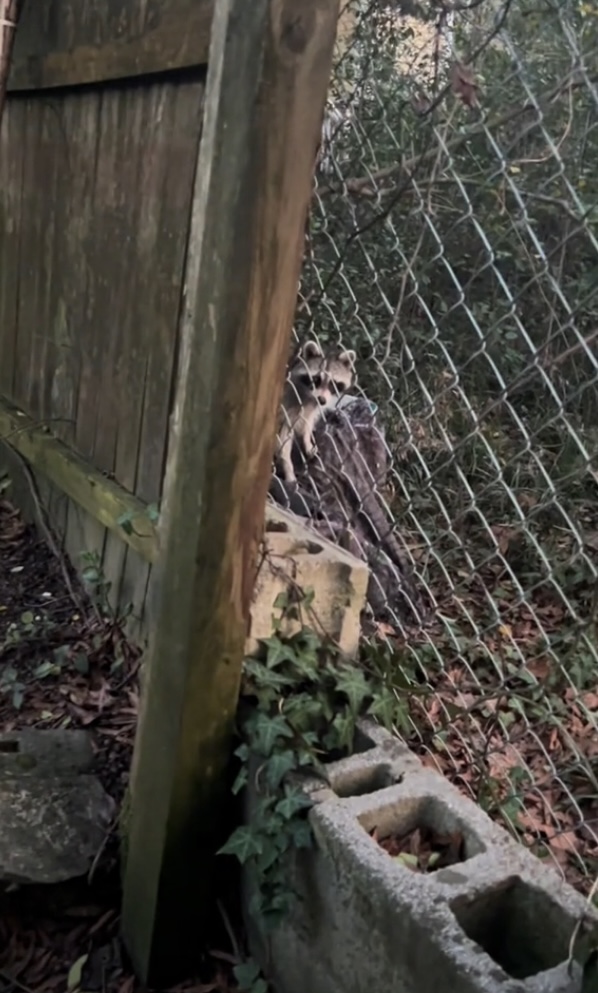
[378, 522, 598, 901]
[370, 824, 466, 873]
[0, 500, 241, 992]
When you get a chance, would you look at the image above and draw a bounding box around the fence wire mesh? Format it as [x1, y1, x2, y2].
[284, 0, 598, 896]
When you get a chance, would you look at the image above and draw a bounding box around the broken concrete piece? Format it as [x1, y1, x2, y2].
[0, 730, 115, 885]
[247, 504, 369, 658]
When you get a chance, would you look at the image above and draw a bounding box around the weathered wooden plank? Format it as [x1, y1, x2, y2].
[1, 70, 204, 632]
[56, 90, 109, 596]
[0, 0, 23, 112]
[40, 94, 84, 544]
[121, 0, 340, 984]
[22, 93, 69, 540]
[0, 95, 24, 397]
[117, 77, 205, 631]
[8, 0, 213, 92]
[83, 84, 139, 615]
[0, 395, 158, 561]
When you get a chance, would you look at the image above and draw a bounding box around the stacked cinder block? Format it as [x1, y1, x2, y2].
[245, 720, 598, 993]
[247, 504, 369, 658]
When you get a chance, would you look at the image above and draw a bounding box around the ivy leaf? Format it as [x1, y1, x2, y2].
[300, 730, 320, 748]
[292, 625, 320, 651]
[255, 839, 284, 874]
[296, 748, 317, 767]
[249, 890, 288, 932]
[275, 786, 313, 820]
[250, 712, 294, 754]
[263, 750, 297, 790]
[272, 591, 289, 612]
[244, 659, 295, 691]
[218, 827, 263, 864]
[261, 889, 296, 929]
[289, 650, 319, 681]
[367, 689, 398, 731]
[233, 961, 261, 990]
[260, 636, 297, 670]
[288, 631, 321, 677]
[335, 667, 371, 714]
[282, 694, 325, 731]
[288, 818, 313, 850]
[331, 709, 355, 750]
[231, 767, 248, 795]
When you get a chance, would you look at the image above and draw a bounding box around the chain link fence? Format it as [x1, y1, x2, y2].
[287, 0, 598, 896]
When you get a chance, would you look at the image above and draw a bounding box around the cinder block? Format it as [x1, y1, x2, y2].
[244, 719, 598, 993]
[246, 504, 369, 658]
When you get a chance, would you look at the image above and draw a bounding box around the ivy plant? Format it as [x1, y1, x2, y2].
[218, 590, 406, 931]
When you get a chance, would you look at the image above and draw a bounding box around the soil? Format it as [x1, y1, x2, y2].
[0, 498, 237, 993]
[0, 500, 136, 804]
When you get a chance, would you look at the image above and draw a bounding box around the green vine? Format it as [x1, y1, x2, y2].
[218, 590, 406, 930]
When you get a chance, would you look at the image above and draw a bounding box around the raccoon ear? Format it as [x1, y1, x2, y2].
[302, 340, 323, 360]
[339, 349, 356, 367]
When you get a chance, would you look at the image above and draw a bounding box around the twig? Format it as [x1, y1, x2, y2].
[216, 899, 243, 966]
[476, 326, 598, 420]
[0, 970, 35, 993]
[87, 818, 116, 884]
[381, 103, 459, 366]
[318, 68, 598, 199]
[518, 190, 593, 225]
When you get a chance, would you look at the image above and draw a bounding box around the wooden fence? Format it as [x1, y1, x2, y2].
[0, 1, 213, 637]
[0, 0, 339, 983]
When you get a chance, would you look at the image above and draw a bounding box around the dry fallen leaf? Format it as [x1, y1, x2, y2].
[451, 61, 480, 109]
[372, 824, 466, 872]
[548, 830, 579, 856]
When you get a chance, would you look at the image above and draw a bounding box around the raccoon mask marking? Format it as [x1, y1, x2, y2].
[275, 340, 356, 486]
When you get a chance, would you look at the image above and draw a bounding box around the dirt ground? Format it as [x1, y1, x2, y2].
[0, 498, 237, 993]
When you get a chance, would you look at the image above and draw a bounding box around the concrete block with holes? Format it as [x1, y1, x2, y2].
[246, 504, 369, 658]
[244, 719, 598, 993]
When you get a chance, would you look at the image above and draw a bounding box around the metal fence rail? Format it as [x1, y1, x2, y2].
[292, 0, 598, 895]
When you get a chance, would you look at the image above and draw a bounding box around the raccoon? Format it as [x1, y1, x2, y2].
[275, 340, 356, 487]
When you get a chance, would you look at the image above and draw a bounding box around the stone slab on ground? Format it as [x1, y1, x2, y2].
[0, 729, 115, 885]
[0, 728, 95, 776]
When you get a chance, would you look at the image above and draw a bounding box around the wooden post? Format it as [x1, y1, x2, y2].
[121, 0, 340, 985]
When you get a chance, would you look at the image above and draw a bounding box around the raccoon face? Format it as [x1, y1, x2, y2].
[289, 341, 356, 409]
